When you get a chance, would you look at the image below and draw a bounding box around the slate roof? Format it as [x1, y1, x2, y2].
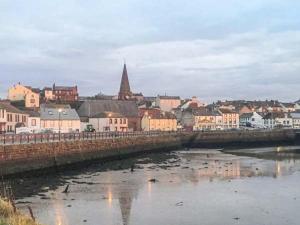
[158, 95, 180, 100]
[77, 100, 139, 118]
[24, 110, 40, 117]
[281, 103, 295, 108]
[219, 108, 238, 114]
[290, 112, 300, 119]
[54, 86, 77, 91]
[239, 112, 254, 119]
[91, 111, 125, 118]
[40, 107, 80, 120]
[263, 112, 288, 119]
[0, 101, 28, 114]
[193, 108, 221, 117]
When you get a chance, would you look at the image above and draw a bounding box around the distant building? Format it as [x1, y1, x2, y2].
[0, 101, 29, 133]
[40, 105, 81, 133]
[239, 112, 264, 128]
[89, 111, 128, 132]
[218, 108, 239, 129]
[8, 83, 40, 108]
[178, 97, 206, 110]
[77, 100, 141, 131]
[26, 111, 41, 132]
[156, 95, 181, 112]
[291, 112, 300, 129]
[263, 112, 292, 129]
[44, 84, 79, 102]
[141, 110, 177, 131]
[275, 113, 293, 128]
[280, 103, 296, 113]
[237, 105, 253, 115]
[192, 109, 222, 131]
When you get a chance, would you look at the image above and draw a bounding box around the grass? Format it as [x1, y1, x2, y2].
[0, 199, 41, 225]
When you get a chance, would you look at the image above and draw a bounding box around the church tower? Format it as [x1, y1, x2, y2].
[118, 64, 132, 100]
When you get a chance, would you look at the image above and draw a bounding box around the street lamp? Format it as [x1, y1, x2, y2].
[108, 113, 112, 132]
[148, 116, 151, 132]
[58, 108, 62, 141]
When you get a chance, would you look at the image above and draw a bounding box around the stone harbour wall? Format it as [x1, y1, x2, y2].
[0, 130, 298, 176]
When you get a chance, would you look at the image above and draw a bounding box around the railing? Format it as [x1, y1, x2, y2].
[0, 128, 295, 146]
[0, 131, 180, 145]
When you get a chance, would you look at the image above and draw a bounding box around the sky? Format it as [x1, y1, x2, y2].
[1, 0, 300, 103]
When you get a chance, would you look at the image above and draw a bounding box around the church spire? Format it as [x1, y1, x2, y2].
[118, 63, 132, 100]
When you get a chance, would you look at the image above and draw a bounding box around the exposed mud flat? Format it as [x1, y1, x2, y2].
[2, 146, 300, 225]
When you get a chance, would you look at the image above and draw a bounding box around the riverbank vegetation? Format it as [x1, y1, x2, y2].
[0, 199, 40, 225]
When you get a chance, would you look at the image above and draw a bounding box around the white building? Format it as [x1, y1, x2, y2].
[263, 112, 293, 129]
[89, 112, 128, 132]
[290, 112, 300, 129]
[27, 111, 41, 132]
[240, 112, 264, 128]
[40, 105, 81, 133]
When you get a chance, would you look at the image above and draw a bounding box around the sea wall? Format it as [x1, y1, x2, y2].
[189, 129, 297, 147]
[0, 130, 298, 176]
[0, 133, 190, 176]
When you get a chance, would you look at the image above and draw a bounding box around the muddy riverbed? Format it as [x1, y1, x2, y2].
[3, 146, 300, 225]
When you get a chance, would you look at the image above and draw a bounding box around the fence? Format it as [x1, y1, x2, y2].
[0, 131, 180, 145]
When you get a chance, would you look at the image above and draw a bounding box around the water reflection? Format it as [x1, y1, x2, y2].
[2, 146, 300, 225]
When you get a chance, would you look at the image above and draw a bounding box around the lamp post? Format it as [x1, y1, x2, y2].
[108, 113, 112, 132]
[148, 116, 151, 132]
[58, 108, 62, 141]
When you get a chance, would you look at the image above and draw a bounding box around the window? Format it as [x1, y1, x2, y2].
[30, 99, 35, 103]
[123, 119, 126, 124]
[31, 119, 36, 126]
[109, 119, 112, 124]
[114, 119, 118, 124]
[120, 118, 122, 124]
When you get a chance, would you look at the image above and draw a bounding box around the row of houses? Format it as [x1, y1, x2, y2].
[2, 96, 300, 134]
[239, 111, 300, 129]
[0, 99, 178, 134]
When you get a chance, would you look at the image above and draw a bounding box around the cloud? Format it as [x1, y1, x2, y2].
[106, 30, 300, 101]
[0, 1, 300, 102]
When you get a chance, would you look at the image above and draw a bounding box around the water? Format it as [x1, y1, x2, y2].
[4, 146, 300, 225]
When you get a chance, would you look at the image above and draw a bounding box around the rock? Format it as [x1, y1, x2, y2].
[149, 178, 158, 183]
[62, 184, 70, 193]
[175, 201, 183, 206]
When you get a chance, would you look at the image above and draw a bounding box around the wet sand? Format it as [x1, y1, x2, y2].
[3, 146, 300, 225]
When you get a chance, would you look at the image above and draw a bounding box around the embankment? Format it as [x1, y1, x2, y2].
[190, 129, 297, 148]
[0, 130, 298, 176]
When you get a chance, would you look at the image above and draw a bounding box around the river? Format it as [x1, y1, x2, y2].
[3, 146, 300, 225]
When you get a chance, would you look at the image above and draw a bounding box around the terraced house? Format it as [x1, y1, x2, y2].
[218, 108, 240, 129]
[141, 110, 177, 131]
[0, 101, 29, 133]
[192, 109, 223, 131]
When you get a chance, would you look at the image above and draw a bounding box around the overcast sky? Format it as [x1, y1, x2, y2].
[1, 0, 300, 102]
